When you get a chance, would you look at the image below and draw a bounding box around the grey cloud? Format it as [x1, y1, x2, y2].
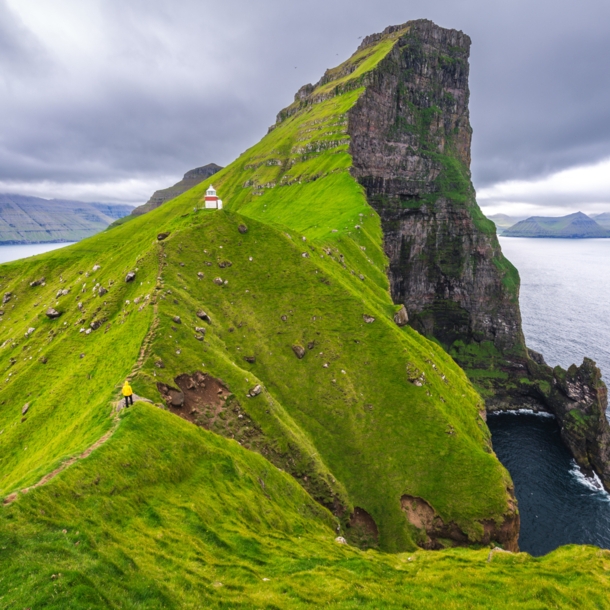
[1, 0, 610, 204]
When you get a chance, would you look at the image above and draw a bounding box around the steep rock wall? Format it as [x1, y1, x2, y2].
[347, 20, 610, 491]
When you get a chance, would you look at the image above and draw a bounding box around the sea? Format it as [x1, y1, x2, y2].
[0, 242, 74, 265]
[489, 237, 610, 556]
[0, 238, 609, 555]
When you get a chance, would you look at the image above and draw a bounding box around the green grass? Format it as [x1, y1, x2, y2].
[1, 404, 609, 609]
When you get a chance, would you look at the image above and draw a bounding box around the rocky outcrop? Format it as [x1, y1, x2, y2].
[345, 20, 610, 490]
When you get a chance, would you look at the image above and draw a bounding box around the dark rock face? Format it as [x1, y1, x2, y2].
[347, 20, 610, 492]
[348, 20, 523, 356]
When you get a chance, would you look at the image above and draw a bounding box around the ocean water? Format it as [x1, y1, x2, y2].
[0, 242, 74, 265]
[499, 237, 610, 382]
[491, 237, 610, 555]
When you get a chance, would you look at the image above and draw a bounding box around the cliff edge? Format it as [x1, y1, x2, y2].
[341, 20, 610, 490]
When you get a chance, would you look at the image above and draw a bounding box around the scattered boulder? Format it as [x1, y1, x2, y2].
[302, 252, 309, 258]
[168, 390, 185, 408]
[30, 278, 45, 287]
[92, 264, 101, 272]
[218, 261, 232, 268]
[244, 356, 256, 363]
[25, 327, 35, 337]
[22, 403, 29, 415]
[197, 272, 204, 279]
[307, 341, 315, 350]
[125, 272, 136, 282]
[40, 356, 47, 364]
[2, 293, 11, 305]
[292, 345, 306, 359]
[363, 315, 375, 324]
[98, 286, 108, 297]
[46, 308, 61, 319]
[406, 363, 426, 386]
[155, 360, 165, 369]
[90, 320, 103, 331]
[157, 232, 170, 241]
[335, 536, 348, 545]
[238, 224, 248, 234]
[281, 315, 287, 322]
[196, 310, 211, 323]
[393, 305, 409, 327]
[172, 316, 182, 324]
[248, 384, 262, 397]
[213, 277, 224, 285]
[194, 326, 206, 335]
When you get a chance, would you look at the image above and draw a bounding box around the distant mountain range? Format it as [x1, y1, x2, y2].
[502, 212, 610, 238]
[0, 194, 132, 244]
[486, 214, 526, 234]
[592, 212, 610, 230]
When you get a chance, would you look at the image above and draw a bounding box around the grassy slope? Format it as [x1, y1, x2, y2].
[0, 23, 607, 607]
[1, 404, 609, 609]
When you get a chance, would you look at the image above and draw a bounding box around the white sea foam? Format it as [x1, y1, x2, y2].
[490, 408, 555, 418]
[569, 462, 610, 500]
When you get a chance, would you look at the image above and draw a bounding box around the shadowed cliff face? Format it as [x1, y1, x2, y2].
[348, 21, 524, 356]
[347, 20, 610, 493]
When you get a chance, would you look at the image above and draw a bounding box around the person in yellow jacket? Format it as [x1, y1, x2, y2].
[122, 380, 134, 408]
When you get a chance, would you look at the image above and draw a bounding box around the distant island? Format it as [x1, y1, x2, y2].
[494, 211, 610, 238]
[0, 194, 132, 244]
[486, 213, 526, 234]
[593, 212, 610, 230]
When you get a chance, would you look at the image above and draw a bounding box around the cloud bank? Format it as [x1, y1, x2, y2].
[1, 0, 610, 213]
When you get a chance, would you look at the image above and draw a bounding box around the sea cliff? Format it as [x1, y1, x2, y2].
[335, 20, 610, 491]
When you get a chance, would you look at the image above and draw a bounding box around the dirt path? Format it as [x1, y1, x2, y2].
[3, 245, 165, 506]
[3, 422, 119, 505]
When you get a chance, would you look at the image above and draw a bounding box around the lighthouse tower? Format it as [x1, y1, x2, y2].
[204, 185, 223, 209]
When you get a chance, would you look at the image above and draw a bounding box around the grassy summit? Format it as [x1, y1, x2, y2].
[0, 19, 607, 607]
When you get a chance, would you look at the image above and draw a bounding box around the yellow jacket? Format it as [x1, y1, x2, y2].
[122, 382, 133, 397]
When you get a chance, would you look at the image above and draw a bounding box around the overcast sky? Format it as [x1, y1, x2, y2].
[1, 0, 610, 217]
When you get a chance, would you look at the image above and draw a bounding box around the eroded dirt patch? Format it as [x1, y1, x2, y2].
[345, 506, 379, 549]
[401, 494, 519, 551]
[157, 372, 348, 518]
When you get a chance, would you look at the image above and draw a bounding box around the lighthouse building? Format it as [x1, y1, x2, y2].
[204, 185, 223, 209]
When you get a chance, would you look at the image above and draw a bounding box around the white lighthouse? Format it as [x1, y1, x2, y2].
[204, 185, 223, 209]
